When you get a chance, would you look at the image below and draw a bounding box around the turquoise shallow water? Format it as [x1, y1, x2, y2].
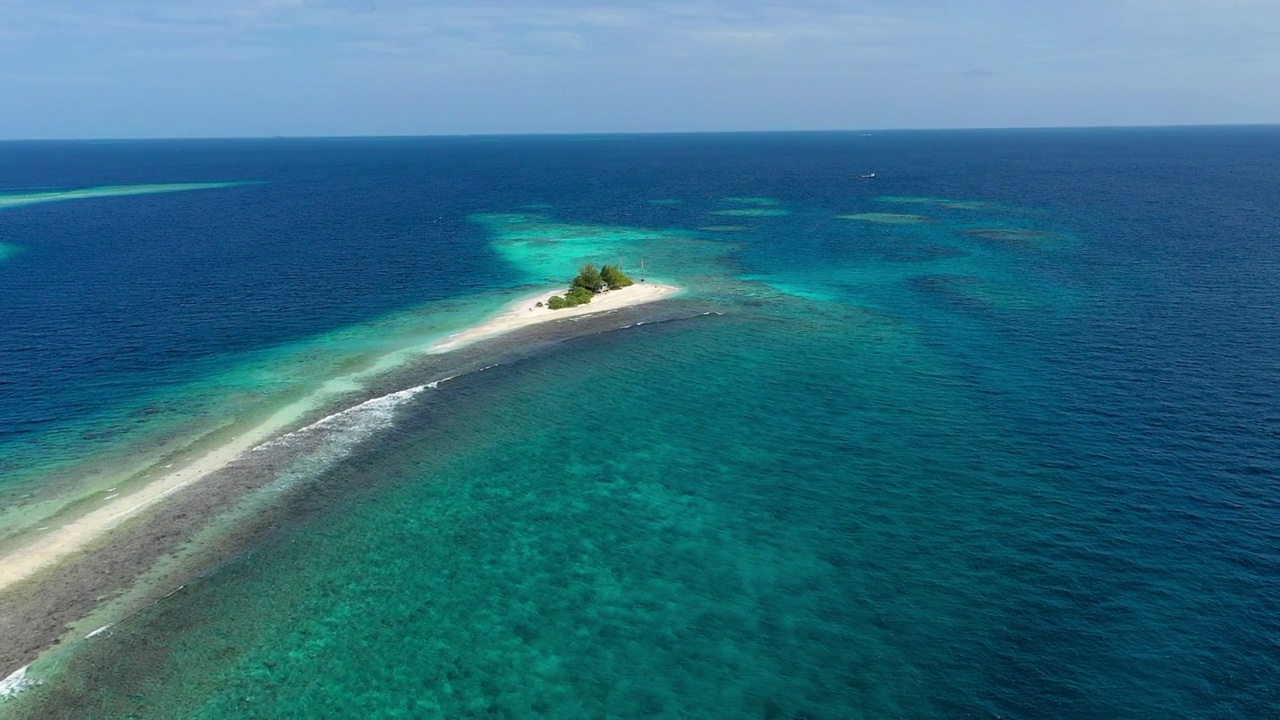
[2, 130, 1278, 717]
[13, 304, 1033, 717]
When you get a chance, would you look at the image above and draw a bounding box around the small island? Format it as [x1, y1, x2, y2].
[427, 271, 678, 354]
[546, 263, 634, 309]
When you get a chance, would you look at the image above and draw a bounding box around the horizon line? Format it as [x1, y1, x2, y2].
[1, 121, 1277, 143]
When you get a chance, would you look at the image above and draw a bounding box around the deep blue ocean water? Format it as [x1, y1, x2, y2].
[1, 129, 1278, 718]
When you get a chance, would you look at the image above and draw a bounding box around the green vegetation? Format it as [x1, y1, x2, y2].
[547, 286, 594, 309]
[546, 263, 635, 310]
[573, 264, 603, 292]
[600, 264, 633, 290]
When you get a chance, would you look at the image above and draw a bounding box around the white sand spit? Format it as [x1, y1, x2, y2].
[0, 282, 680, 592]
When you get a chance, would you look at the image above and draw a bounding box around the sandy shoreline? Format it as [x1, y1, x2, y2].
[0, 282, 680, 595]
[428, 282, 680, 353]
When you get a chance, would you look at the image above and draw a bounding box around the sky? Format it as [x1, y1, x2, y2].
[0, 0, 1277, 138]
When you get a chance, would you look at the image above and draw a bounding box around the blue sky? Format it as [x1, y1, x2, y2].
[1, 0, 1277, 138]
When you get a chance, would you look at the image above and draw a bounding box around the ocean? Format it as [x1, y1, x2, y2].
[0, 129, 1277, 718]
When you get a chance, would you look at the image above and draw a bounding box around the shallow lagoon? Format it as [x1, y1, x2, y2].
[3, 130, 1278, 718]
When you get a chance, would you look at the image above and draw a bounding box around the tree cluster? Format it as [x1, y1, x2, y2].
[600, 264, 634, 289]
[546, 263, 635, 310]
[547, 286, 593, 309]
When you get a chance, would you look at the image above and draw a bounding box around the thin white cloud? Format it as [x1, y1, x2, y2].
[0, 0, 1276, 136]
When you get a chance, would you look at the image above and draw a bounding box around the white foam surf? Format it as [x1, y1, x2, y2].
[426, 374, 458, 389]
[0, 665, 39, 699]
[254, 384, 427, 455]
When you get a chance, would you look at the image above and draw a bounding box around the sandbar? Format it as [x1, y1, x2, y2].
[0, 282, 680, 594]
[428, 282, 680, 353]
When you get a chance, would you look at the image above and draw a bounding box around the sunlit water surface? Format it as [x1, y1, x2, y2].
[1, 130, 1277, 718]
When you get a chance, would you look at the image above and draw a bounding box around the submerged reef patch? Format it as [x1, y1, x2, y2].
[0, 243, 23, 262]
[838, 213, 934, 225]
[876, 196, 1007, 212]
[938, 201, 995, 211]
[909, 274, 1033, 312]
[874, 196, 939, 206]
[723, 197, 781, 206]
[963, 227, 1062, 249]
[711, 208, 791, 218]
[0, 183, 252, 210]
[879, 245, 969, 263]
[472, 212, 728, 285]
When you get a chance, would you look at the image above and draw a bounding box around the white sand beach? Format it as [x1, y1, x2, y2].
[0, 283, 680, 593]
[428, 282, 680, 353]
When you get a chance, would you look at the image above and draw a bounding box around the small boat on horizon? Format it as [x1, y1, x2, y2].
[859, 173, 876, 179]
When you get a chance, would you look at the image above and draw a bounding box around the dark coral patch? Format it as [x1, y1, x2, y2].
[963, 227, 1060, 248]
[881, 245, 968, 263]
[909, 274, 1026, 311]
[838, 212, 934, 225]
